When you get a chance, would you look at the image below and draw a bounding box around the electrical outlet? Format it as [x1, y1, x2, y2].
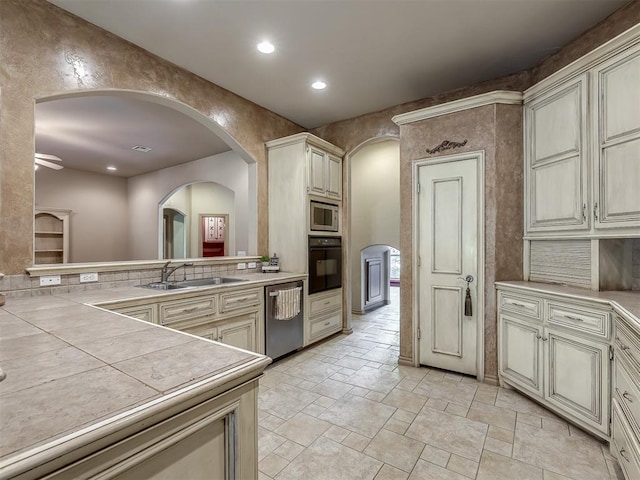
[237, 262, 247, 270]
[80, 272, 98, 283]
[247, 262, 257, 269]
[40, 275, 61, 286]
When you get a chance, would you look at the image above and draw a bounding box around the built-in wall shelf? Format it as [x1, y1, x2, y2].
[34, 208, 70, 265]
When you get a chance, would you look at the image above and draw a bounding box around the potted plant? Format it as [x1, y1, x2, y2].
[260, 255, 271, 267]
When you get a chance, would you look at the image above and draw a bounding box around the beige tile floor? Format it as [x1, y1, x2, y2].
[258, 287, 624, 480]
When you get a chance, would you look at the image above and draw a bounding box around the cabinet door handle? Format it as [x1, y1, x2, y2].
[615, 337, 630, 351]
[324, 300, 332, 305]
[623, 391, 634, 403]
[582, 204, 587, 221]
[324, 321, 331, 326]
[593, 202, 599, 221]
[511, 302, 526, 308]
[542, 336, 548, 342]
[620, 448, 630, 462]
[536, 334, 542, 340]
[183, 306, 198, 313]
[562, 315, 584, 322]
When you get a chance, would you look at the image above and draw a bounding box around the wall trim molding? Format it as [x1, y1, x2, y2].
[265, 132, 345, 157]
[392, 91, 523, 125]
[397, 355, 414, 367]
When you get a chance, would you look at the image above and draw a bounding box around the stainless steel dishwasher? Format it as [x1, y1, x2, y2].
[265, 281, 304, 360]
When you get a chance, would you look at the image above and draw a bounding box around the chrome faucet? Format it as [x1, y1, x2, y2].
[160, 261, 194, 283]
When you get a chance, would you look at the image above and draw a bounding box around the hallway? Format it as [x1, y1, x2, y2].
[257, 287, 621, 479]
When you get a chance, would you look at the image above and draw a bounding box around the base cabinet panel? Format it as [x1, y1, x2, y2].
[499, 314, 543, 396]
[217, 314, 257, 352]
[545, 329, 608, 432]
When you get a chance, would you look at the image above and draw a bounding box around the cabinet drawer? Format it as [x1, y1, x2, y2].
[219, 288, 262, 314]
[159, 296, 217, 325]
[612, 401, 640, 480]
[546, 301, 610, 339]
[615, 358, 640, 435]
[616, 320, 640, 374]
[310, 311, 342, 339]
[499, 292, 542, 320]
[112, 304, 157, 324]
[309, 291, 341, 317]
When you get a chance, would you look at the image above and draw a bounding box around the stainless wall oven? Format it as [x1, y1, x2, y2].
[308, 236, 342, 294]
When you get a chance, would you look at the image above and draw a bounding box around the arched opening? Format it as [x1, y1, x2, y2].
[163, 208, 186, 259]
[348, 137, 400, 307]
[34, 89, 257, 264]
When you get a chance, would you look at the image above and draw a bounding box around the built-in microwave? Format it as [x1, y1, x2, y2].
[310, 201, 339, 232]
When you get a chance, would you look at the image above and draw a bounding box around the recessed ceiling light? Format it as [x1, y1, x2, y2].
[107, 166, 117, 171]
[132, 145, 152, 152]
[311, 80, 327, 90]
[257, 41, 275, 54]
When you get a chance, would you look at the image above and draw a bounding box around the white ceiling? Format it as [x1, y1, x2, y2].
[48, 0, 628, 129]
[39, 0, 628, 177]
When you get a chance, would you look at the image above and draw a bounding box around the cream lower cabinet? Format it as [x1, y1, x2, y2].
[611, 312, 640, 479]
[101, 286, 264, 354]
[305, 288, 343, 346]
[498, 286, 611, 439]
[109, 303, 158, 324]
[217, 313, 257, 352]
[41, 378, 259, 480]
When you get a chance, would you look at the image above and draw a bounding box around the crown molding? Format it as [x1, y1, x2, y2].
[392, 90, 523, 126]
[265, 132, 344, 156]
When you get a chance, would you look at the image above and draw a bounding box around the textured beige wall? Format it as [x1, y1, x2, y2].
[0, 0, 303, 274]
[35, 167, 130, 263]
[397, 104, 523, 380]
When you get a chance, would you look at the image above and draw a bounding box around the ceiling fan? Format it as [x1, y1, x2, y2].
[35, 153, 63, 170]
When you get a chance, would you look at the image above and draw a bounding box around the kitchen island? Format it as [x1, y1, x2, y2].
[0, 272, 304, 479]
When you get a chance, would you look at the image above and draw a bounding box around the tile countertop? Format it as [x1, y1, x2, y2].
[0, 271, 303, 476]
[495, 281, 640, 328]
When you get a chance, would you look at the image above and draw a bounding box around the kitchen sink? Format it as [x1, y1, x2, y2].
[139, 282, 187, 290]
[139, 277, 247, 290]
[175, 277, 247, 287]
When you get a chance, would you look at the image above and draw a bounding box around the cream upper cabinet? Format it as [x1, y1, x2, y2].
[592, 44, 640, 230]
[307, 145, 342, 199]
[524, 30, 640, 238]
[525, 74, 589, 233]
[326, 153, 343, 199]
[308, 146, 327, 196]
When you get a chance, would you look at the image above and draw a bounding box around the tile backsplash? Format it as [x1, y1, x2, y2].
[0, 261, 261, 298]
